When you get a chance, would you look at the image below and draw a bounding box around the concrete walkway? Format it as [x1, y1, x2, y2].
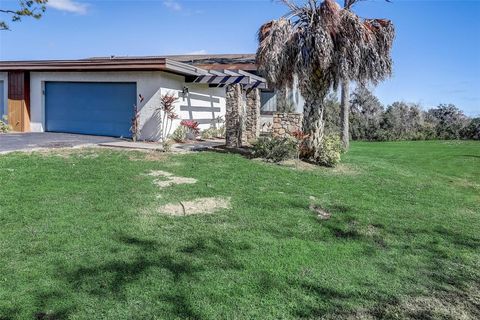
[99, 140, 163, 151]
[171, 139, 225, 152]
[100, 139, 225, 153]
[0, 132, 120, 154]
[0, 132, 225, 155]
[99, 139, 225, 152]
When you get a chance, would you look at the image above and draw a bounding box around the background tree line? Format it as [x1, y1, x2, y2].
[323, 86, 480, 141]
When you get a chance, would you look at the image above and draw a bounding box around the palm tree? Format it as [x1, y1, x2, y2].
[257, 0, 394, 163]
[340, 80, 350, 150]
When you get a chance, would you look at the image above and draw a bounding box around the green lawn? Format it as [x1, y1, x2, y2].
[0, 141, 479, 319]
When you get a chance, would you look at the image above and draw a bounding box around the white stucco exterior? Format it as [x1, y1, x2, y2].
[16, 71, 226, 141]
[288, 74, 305, 113]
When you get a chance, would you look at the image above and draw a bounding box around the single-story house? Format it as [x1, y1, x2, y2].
[0, 54, 304, 140]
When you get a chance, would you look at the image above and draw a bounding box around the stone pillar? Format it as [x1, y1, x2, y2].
[245, 88, 261, 143]
[225, 84, 245, 148]
[272, 112, 303, 138]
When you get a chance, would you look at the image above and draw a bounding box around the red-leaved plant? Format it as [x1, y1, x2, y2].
[158, 92, 179, 142]
[180, 120, 200, 135]
[292, 129, 310, 161]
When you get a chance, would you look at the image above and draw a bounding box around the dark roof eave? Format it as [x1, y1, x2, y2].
[0, 54, 259, 73]
[0, 58, 209, 76]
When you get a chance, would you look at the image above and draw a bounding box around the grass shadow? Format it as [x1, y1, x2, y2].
[54, 233, 247, 318]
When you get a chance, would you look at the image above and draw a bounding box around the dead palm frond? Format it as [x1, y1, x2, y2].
[256, 0, 394, 163]
[257, 0, 394, 92]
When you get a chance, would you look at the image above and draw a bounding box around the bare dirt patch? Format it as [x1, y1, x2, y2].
[323, 284, 480, 320]
[273, 159, 362, 175]
[33, 147, 100, 159]
[128, 151, 168, 162]
[377, 284, 480, 320]
[451, 177, 480, 190]
[148, 170, 197, 188]
[157, 197, 231, 216]
[309, 204, 332, 220]
[279, 159, 318, 171]
[325, 163, 362, 175]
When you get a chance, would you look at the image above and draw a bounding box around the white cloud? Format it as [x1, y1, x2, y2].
[48, 0, 88, 14]
[163, 0, 182, 11]
[185, 50, 208, 55]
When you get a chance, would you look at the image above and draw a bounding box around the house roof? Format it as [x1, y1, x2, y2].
[0, 54, 258, 73]
[0, 58, 208, 76]
[157, 54, 257, 71]
[0, 54, 266, 89]
[89, 54, 257, 70]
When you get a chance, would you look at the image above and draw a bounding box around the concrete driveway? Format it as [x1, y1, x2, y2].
[0, 132, 121, 154]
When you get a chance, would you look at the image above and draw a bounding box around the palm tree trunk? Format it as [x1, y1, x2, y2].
[340, 80, 350, 150]
[276, 86, 287, 112]
[301, 94, 325, 162]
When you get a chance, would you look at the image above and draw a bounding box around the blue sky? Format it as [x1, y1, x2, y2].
[0, 0, 479, 116]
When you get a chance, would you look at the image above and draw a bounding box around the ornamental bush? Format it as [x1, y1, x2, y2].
[200, 127, 217, 140]
[170, 125, 188, 143]
[317, 134, 342, 167]
[216, 125, 226, 138]
[0, 116, 10, 133]
[252, 136, 298, 163]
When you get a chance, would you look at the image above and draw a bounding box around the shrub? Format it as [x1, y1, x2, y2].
[200, 126, 226, 139]
[317, 134, 342, 167]
[162, 139, 173, 152]
[200, 127, 217, 140]
[252, 136, 298, 163]
[461, 118, 480, 140]
[170, 125, 188, 143]
[180, 120, 200, 140]
[0, 116, 10, 133]
[215, 125, 226, 138]
[180, 120, 200, 134]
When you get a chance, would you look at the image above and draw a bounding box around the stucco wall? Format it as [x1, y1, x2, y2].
[28, 71, 226, 141]
[288, 74, 305, 114]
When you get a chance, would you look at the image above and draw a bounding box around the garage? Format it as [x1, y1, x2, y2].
[45, 82, 136, 138]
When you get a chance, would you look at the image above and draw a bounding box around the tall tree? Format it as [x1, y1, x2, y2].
[323, 92, 341, 135]
[339, 1, 352, 151]
[257, 0, 394, 164]
[381, 102, 424, 140]
[1, 0, 47, 30]
[340, 80, 350, 149]
[425, 104, 469, 140]
[339, 0, 386, 150]
[349, 86, 384, 140]
[461, 117, 480, 140]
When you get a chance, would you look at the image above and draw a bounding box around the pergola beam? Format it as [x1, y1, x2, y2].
[187, 69, 268, 89]
[193, 74, 250, 85]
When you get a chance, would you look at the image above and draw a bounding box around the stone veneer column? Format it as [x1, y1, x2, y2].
[272, 112, 303, 138]
[225, 84, 244, 148]
[245, 88, 261, 143]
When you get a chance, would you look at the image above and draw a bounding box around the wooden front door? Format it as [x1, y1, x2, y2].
[8, 72, 30, 132]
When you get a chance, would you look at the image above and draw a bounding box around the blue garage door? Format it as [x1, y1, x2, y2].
[45, 82, 136, 138]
